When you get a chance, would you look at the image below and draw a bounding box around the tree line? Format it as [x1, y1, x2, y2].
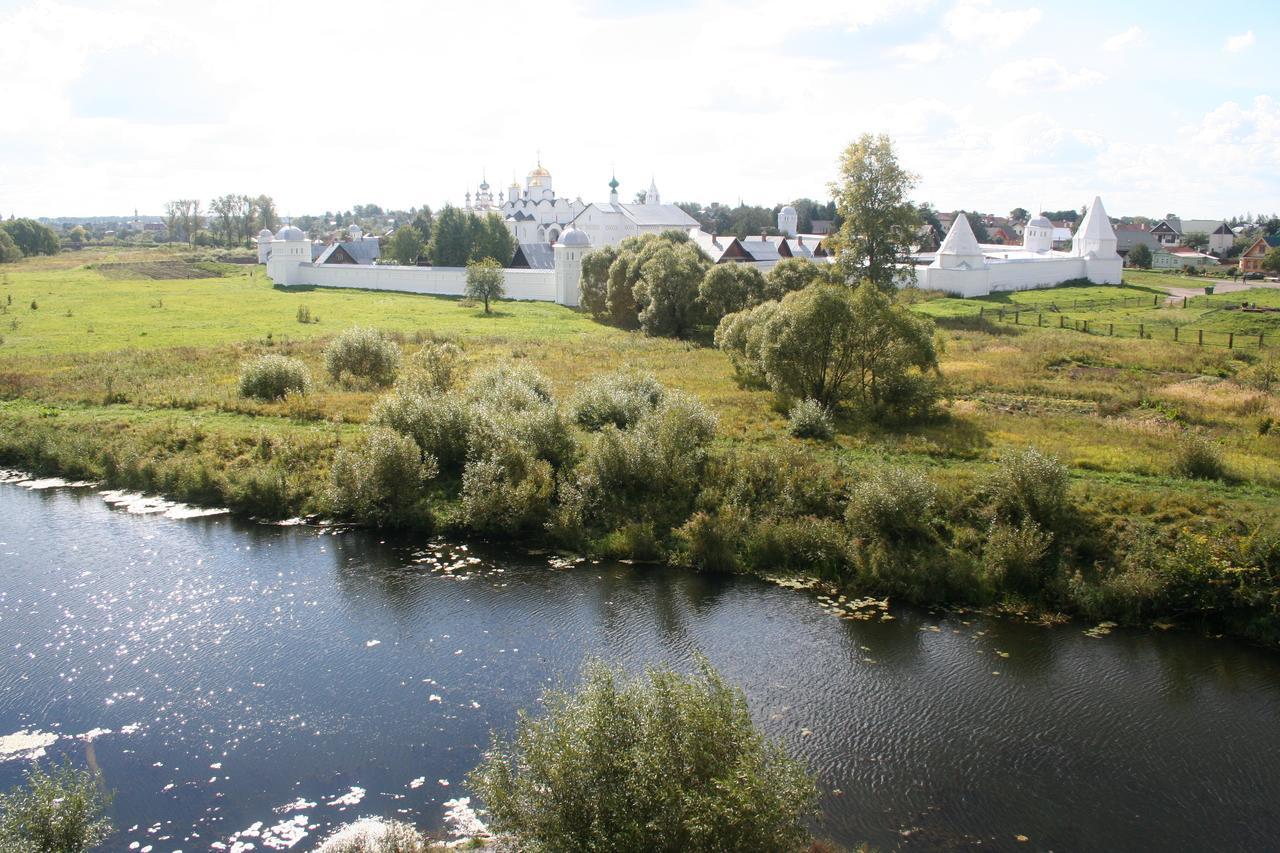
[0, 218, 60, 263]
[385, 206, 516, 268]
[162, 195, 278, 247]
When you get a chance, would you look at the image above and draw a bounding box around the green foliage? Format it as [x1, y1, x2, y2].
[465, 257, 505, 313]
[0, 219, 60, 257]
[426, 205, 473, 267]
[0, 760, 113, 853]
[704, 446, 847, 522]
[398, 340, 462, 395]
[387, 225, 424, 265]
[370, 390, 472, 476]
[764, 257, 823, 300]
[829, 134, 920, 290]
[698, 263, 767, 323]
[237, 354, 311, 400]
[1171, 432, 1227, 480]
[324, 326, 402, 386]
[0, 230, 21, 264]
[985, 447, 1071, 530]
[787, 398, 834, 440]
[1126, 243, 1153, 269]
[569, 368, 665, 431]
[1262, 247, 1280, 275]
[731, 282, 939, 415]
[633, 240, 711, 337]
[327, 427, 435, 526]
[714, 300, 780, 383]
[846, 466, 938, 546]
[469, 212, 517, 265]
[579, 245, 620, 321]
[674, 506, 748, 573]
[982, 520, 1052, 595]
[468, 659, 818, 853]
[314, 818, 431, 853]
[461, 441, 554, 534]
[746, 515, 852, 579]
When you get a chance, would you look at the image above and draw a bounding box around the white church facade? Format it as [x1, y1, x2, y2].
[913, 196, 1122, 297]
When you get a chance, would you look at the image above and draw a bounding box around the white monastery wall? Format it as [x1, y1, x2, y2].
[279, 263, 556, 302]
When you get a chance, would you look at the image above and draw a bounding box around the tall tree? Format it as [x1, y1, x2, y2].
[163, 201, 183, 242]
[829, 134, 920, 290]
[0, 219, 59, 256]
[387, 225, 424, 265]
[427, 205, 474, 267]
[1127, 243, 1153, 269]
[470, 212, 516, 264]
[255, 195, 279, 232]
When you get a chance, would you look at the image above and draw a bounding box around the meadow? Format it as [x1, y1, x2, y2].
[2, 250, 1279, 642]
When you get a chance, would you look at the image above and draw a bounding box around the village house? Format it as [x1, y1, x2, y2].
[1152, 245, 1220, 270]
[1238, 234, 1280, 274]
[1150, 216, 1234, 254]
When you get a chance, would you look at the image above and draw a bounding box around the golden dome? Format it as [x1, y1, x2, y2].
[528, 165, 551, 178]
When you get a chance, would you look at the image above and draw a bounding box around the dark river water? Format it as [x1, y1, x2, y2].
[2, 481, 1279, 852]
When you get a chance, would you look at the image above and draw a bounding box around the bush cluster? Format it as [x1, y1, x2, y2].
[787, 398, 834, 439]
[1171, 432, 1227, 480]
[327, 427, 436, 527]
[569, 368, 665, 430]
[238, 354, 311, 400]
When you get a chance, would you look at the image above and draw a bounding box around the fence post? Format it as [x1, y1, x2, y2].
[1084, 320, 1090, 334]
[1060, 315, 1066, 328]
[1109, 323, 1114, 336]
[1153, 295, 1159, 307]
[1261, 334, 1266, 349]
[1038, 313, 1043, 327]
[1015, 311, 1020, 325]
[978, 306, 984, 318]
[1183, 296, 1188, 308]
[1229, 332, 1234, 349]
[1174, 327, 1179, 342]
[1139, 323, 1144, 339]
[1198, 329, 1203, 346]
[998, 308, 1004, 322]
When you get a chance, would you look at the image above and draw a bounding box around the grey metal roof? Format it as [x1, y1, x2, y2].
[1179, 219, 1231, 236]
[613, 203, 700, 228]
[511, 242, 555, 269]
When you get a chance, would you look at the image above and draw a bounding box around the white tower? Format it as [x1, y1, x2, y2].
[1072, 196, 1119, 258]
[933, 213, 986, 270]
[1023, 212, 1054, 253]
[778, 205, 798, 237]
[347, 223, 364, 241]
[554, 226, 590, 307]
[608, 173, 619, 204]
[646, 177, 660, 206]
[257, 228, 275, 263]
[267, 222, 310, 286]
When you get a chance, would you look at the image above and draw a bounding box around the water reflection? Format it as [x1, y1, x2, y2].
[1, 483, 1279, 852]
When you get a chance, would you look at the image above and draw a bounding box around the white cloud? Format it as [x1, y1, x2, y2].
[944, 0, 1042, 48]
[1104, 25, 1143, 52]
[887, 36, 948, 65]
[987, 59, 1105, 94]
[1224, 30, 1255, 53]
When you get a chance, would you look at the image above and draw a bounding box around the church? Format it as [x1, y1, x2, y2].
[464, 161, 585, 245]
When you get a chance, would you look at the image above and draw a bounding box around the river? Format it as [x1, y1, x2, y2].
[1, 480, 1278, 851]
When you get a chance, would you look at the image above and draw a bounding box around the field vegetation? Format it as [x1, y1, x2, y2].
[2, 250, 1280, 644]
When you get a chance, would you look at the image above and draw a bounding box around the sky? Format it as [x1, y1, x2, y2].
[1, 0, 1277, 220]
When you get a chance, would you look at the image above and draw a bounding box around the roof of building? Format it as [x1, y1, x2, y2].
[276, 224, 305, 241]
[1027, 213, 1053, 229]
[1179, 219, 1232, 236]
[556, 227, 590, 248]
[572, 202, 699, 229]
[1075, 197, 1117, 245]
[938, 213, 983, 256]
[511, 242, 556, 269]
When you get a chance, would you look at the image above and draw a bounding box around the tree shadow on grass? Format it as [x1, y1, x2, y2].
[839, 408, 993, 461]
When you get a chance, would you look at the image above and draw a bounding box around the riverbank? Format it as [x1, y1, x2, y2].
[1, 251, 1278, 646]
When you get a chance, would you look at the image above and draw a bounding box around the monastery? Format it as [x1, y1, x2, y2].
[261, 159, 1123, 306]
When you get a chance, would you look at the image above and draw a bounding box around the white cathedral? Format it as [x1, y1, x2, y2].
[464, 160, 698, 248]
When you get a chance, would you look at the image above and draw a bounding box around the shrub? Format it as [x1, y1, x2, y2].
[468, 659, 818, 853]
[744, 515, 852, 579]
[370, 390, 471, 477]
[698, 263, 767, 322]
[569, 368, 665, 430]
[674, 507, 748, 573]
[327, 427, 436, 526]
[465, 257, 505, 314]
[399, 340, 462, 395]
[846, 466, 938, 546]
[787, 398, 834, 439]
[466, 363, 552, 411]
[1171, 433, 1227, 480]
[0, 760, 114, 853]
[314, 817, 429, 853]
[237, 354, 311, 400]
[986, 447, 1071, 529]
[982, 520, 1052, 595]
[295, 304, 313, 324]
[324, 326, 402, 386]
[705, 446, 847, 521]
[633, 241, 710, 337]
[460, 442, 554, 534]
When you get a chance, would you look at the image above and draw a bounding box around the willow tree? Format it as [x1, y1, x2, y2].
[829, 134, 921, 291]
